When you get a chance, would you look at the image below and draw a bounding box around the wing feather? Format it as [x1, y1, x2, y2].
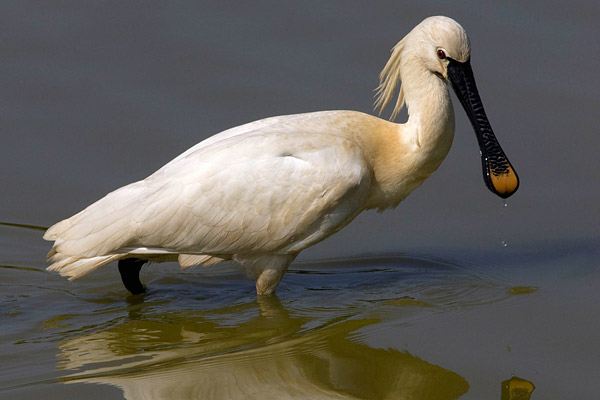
[46, 114, 372, 271]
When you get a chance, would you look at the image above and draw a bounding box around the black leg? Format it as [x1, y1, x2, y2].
[118, 258, 147, 295]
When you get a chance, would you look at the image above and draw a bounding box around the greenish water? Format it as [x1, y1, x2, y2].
[2, 1, 599, 399]
[3, 223, 599, 399]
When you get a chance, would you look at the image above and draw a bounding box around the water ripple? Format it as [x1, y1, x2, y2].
[18, 254, 532, 399]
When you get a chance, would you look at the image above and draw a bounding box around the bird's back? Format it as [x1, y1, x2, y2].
[45, 111, 380, 278]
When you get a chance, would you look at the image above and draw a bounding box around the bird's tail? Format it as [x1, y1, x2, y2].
[46, 247, 123, 280]
[43, 181, 149, 279]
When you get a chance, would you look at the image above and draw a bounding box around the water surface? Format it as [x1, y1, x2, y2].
[1, 1, 599, 399]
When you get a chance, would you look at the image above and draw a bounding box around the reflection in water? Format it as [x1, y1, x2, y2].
[38, 255, 537, 399]
[57, 296, 469, 399]
[501, 376, 535, 400]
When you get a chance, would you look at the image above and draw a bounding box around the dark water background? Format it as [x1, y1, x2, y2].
[1, 1, 599, 399]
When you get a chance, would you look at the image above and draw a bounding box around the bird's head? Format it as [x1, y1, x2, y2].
[408, 16, 472, 79]
[375, 16, 519, 199]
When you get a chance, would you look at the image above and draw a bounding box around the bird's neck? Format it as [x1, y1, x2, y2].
[403, 70, 455, 154]
[363, 72, 455, 211]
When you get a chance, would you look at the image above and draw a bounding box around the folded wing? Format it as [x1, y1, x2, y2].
[45, 122, 372, 278]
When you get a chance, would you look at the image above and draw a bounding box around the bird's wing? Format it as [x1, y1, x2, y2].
[46, 124, 372, 260]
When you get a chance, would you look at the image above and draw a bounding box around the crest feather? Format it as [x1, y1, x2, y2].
[374, 40, 405, 121]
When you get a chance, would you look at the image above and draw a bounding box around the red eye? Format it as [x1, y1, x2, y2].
[437, 49, 446, 59]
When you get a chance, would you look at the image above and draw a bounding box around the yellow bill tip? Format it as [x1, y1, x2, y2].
[489, 165, 519, 198]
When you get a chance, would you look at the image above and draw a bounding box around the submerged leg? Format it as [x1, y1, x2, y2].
[256, 268, 287, 295]
[238, 254, 296, 295]
[118, 258, 147, 295]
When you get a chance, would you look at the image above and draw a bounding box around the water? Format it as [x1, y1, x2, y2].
[2, 224, 598, 399]
[1, 1, 599, 399]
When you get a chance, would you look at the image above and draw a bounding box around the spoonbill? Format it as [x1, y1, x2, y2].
[44, 16, 519, 295]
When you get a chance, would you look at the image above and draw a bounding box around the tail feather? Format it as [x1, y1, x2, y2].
[44, 181, 146, 258]
[47, 253, 123, 280]
[43, 219, 69, 241]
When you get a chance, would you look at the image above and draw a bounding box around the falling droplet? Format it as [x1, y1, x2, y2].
[502, 199, 508, 208]
[501, 240, 508, 247]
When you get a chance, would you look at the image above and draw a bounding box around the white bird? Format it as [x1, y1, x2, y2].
[44, 16, 519, 295]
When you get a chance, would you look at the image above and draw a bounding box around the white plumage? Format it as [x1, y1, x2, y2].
[45, 16, 518, 295]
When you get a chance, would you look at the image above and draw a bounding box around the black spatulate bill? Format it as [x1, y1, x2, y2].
[447, 58, 519, 199]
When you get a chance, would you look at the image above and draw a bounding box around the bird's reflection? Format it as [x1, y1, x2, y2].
[56, 294, 470, 399]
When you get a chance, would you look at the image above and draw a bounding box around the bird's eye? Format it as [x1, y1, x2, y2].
[437, 49, 447, 59]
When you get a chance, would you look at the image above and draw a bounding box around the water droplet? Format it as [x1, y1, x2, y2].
[501, 240, 508, 247]
[502, 199, 508, 208]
